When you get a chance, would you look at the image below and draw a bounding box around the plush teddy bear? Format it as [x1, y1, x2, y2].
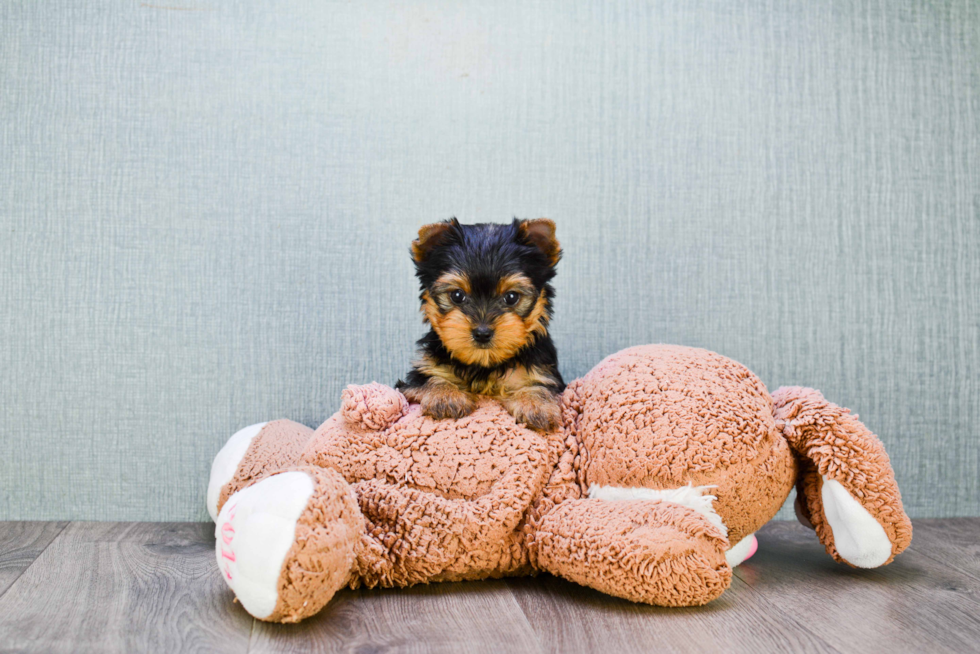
[207, 344, 912, 623]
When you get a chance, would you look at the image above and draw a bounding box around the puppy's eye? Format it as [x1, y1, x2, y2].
[449, 289, 467, 305]
[503, 291, 521, 306]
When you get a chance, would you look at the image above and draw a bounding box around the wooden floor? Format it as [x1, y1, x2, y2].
[0, 519, 977, 653]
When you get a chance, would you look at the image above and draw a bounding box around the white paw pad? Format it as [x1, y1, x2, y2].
[820, 477, 892, 568]
[215, 471, 314, 619]
[725, 533, 758, 567]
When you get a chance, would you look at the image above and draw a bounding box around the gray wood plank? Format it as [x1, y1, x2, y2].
[1, 519, 978, 654]
[0, 521, 68, 598]
[733, 520, 980, 654]
[507, 574, 836, 654]
[907, 518, 980, 583]
[0, 522, 253, 654]
[250, 579, 543, 654]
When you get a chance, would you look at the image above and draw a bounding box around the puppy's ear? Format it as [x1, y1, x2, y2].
[411, 218, 459, 263]
[517, 218, 561, 266]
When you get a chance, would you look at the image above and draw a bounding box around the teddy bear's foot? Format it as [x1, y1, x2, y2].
[207, 420, 315, 521]
[814, 476, 894, 568]
[790, 472, 894, 568]
[215, 467, 365, 623]
[588, 484, 759, 568]
[773, 386, 912, 568]
[533, 498, 732, 607]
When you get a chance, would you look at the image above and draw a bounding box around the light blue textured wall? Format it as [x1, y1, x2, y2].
[1, 1, 977, 521]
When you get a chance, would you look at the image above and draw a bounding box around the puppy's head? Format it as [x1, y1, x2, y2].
[411, 218, 561, 367]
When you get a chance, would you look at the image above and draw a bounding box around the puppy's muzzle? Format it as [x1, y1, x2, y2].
[471, 325, 494, 346]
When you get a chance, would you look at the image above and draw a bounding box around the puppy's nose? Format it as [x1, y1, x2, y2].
[471, 325, 494, 344]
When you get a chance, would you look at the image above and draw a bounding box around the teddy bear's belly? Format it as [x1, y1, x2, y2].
[573, 347, 798, 545]
[310, 403, 555, 585]
[317, 403, 553, 501]
[359, 437, 531, 500]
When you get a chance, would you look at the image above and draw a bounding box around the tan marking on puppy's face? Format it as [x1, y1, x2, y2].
[425, 272, 472, 317]
[423, 268, 551, 367]
[482, 313, 531, 364]
[423, 293, 520, 368]
[488, 289, 551, 352]
[428, 306, 495, 366]
[495, 273, 534, 297]
[523, 291, 550, 338]
[434, 272, 471, 296]
[494, 274, 538, 316]
[426, 288, 551, 367]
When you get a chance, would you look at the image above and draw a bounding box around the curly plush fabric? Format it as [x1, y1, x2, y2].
[305, 397, 554, 585]
[267, 467, 364, 623]
[218, 419, 315, 513]
[211, 345, 912, 623]
[533, 498, 732, 606]
[570, 345, 797, 546]
[340, 382, 409, 431]
[772, 386, 913, 566]
[576, 346, 776, 480]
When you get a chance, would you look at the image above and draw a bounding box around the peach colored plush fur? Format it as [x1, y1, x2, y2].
[214, 345, 912, 623]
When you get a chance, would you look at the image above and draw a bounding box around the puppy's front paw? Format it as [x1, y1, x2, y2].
[418, 384, 477, 420]
[504, 392, 561, 432]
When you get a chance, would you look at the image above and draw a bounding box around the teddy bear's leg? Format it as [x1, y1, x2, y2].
[532, 498, 732, 606]
[208, 419, 315, 521]
[587, 484, 761, 568]
[773, 386, 913, 568]
[345, 457, 547, 588]
[215, 466, 365, 623]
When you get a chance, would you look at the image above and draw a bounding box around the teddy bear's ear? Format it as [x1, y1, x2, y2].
[341, 383, 409, 430]
[411, 219, 460, 263]
[516, 218, 561, 267]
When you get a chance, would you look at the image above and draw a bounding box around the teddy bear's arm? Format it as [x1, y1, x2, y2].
[773, 386, 913, 568]
[532, 497, 731, 606]
[348, 447, 548, 588]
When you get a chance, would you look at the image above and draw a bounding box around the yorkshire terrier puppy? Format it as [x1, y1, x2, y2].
[396, 218, 565, 431]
